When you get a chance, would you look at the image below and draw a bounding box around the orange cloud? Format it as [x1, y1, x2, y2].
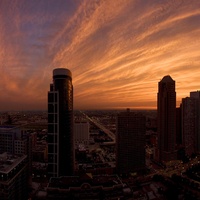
[0, 0, 200, 110]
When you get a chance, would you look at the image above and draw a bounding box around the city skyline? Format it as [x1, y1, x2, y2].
[1, 0, 200, 111]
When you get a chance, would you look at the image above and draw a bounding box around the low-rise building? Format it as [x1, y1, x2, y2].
[46, 174, 132, 199]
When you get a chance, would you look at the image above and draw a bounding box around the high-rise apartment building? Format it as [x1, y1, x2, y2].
[190, 91, 200, 99]
[181, 97, 196, 156]
[157, 75, 177, 163]
[176, 107, 182, 146]
[48, 68, 74, 177]
[181, 91, 200, 156]
[116, 109, 146, 174]
[190, 91, 200, 152]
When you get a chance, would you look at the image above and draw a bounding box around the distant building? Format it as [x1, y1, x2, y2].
[0, 153, 28, 200]
[74, 121, 90, 145]
[181, 91, 200, 156]
[0, 126, 31, 155]
[190, 91, 200, 152]
[31, 132, 37, 150]
[32, 142, 48, 162]
[0, 127, 16, 154]
[14, 139, 28, 155]
[116, 109, 146, 174]
[47, 68, 74, 178]
[176, 107, 182, 146]
[157, 75, 177, 162]
[46, 174, 132, 199]
[0, 126, 33, 184]
[181, 97, 197, 156]
[190, 91, 200, 99]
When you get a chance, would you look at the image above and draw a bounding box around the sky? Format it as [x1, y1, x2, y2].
[0, 0, 200, 111]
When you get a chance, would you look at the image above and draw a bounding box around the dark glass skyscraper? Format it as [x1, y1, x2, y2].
[181, 91, 200, 156]
[157, 75, 177, 163]
[48, 68, 74, 177]
[190, 91, 200, 152]
[116, 109, 146, 174]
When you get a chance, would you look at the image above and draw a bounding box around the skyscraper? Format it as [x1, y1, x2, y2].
[181, 97, 196, 156]
[180, 91, 200, 156]
[116, 109, 146, 174]
[157, 75, 177, 163]
[48, 68, 74, 177]
[190, 91, 200, 152]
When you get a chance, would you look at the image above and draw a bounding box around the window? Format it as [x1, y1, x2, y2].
[48, 93, 54, 103]
[48, 124, 54, 133]
[48, 145, 54, 153]
[48, 104, 54, 113]
[48, 154, 54, 162]
[48, 114, 54, 123]
[48, 135, 54, 143]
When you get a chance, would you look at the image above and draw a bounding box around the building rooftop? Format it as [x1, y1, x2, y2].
[0, 152, 27, 174]
[0, 126, 16, 131]
[53, 68, 72, 78]
[48, 174, 121, 189]
[160, 75, 174, 83]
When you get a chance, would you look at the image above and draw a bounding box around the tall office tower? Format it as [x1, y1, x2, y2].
[48, 68, 74, 177]
[181, 97, 197, 156]
[116, 109, 146, 175]
[157, 75, 177, 163]
[190, 91, 200, 152]
[176, 107, 182, 146]
[181, 91, 200, 155]
[176, 106, 184, 160]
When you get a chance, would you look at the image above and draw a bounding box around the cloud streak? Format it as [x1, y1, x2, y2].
[0, 0, 200, 110]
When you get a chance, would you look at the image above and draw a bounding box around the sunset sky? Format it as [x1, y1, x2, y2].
[0, 0, 200, 111]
